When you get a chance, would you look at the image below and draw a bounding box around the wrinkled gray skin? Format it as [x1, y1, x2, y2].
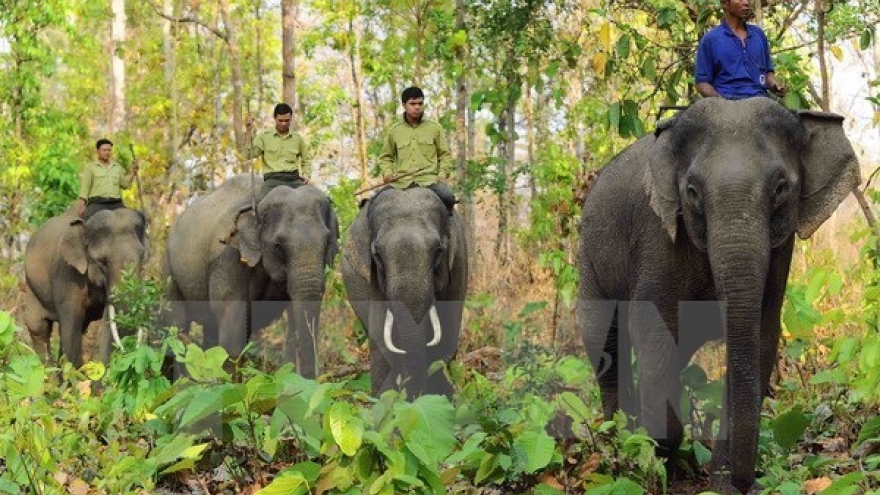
[578, 98, 860, 495]
[23, 208, 148, 368]
[342, 188, 468, 398]
[164, 175, 338, 378]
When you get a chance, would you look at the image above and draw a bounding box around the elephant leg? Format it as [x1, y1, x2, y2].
[368, 303, 392, 395]
[759, 242, 793, 398]
[59, 312, 86, 369]
[626, 300, 683, 459]
[579, 298, 627, 419]
[23, 291, 53, 362]
[215, 300, 249, 360]
[370, 342, 391, 396]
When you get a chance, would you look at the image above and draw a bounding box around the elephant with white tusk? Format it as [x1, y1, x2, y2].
[23, 208, 148, 367]
[342, 187, 468, 398]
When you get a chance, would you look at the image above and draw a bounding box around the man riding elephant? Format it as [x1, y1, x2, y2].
[371, 86, 456, 211]
[245, 103, 314, 203]
[77, 138, 140, 221]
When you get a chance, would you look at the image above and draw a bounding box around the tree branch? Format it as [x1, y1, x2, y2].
[147, 0, 228, 42]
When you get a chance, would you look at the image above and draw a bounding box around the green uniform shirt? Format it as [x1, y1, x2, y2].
[78, 160, 131, 200]
[377, 117, 453, 187]
[249, 129, 311, 176]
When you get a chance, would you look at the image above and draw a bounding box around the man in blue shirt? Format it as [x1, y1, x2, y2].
[695, 0, 786, 99]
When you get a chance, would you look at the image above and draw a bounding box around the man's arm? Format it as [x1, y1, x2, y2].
[300, 136, 312, 182]
[694, 36, 720, 98]
[696, 82, 721, 97]
[77, 164, 92, 217]
[377, 130, 395, 182]
[435, 128, 453, 181]
[121, 160, 139, 189]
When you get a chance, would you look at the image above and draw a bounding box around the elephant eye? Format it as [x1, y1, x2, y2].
[686, 184, 703, 213]
[773, 179, 789, 206]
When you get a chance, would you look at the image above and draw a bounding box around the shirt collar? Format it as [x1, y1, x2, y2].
[720, 19, 754, 38]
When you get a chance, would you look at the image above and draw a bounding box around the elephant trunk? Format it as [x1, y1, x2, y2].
[384, 280, 436, 398]
[707, 216, 770, 494]
[286, 270, 326, 379]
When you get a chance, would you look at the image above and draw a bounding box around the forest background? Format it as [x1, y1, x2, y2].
[1, 0, 880, 494]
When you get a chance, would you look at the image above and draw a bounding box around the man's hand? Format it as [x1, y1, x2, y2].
[766, 74, 786, 97]
[77, 199, 86, 218]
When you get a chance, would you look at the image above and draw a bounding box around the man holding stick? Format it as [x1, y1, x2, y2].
[372, 86, 456, 209]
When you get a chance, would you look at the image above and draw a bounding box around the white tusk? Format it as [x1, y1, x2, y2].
[383, 309, 406, 354]
[427, 305, 442, 347]
[108, 304, 123, 349]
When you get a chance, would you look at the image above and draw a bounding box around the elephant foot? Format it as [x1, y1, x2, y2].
[709, 472, 763, 495]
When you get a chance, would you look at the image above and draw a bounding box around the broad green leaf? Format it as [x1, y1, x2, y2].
[255, 472, 307, 495]
[535, 483, 566, 495]
[445, 431, 487, 464]
[772, 409, 810, 450]
[586, 477, 644, 495]
[693, 441, 712, 466]
[856, 416, 880, 446]
[819, 472, 864, 495]
[395, 395, 456, 466]
[327, 402, 364, 456]
[513, 429, 555, 474]
[615, 34, 630, 59]
[474, 453, 498, 484]
[860, 29, 873, 51]
[179, 385, 235, 428]
[558, 391, 590, 423]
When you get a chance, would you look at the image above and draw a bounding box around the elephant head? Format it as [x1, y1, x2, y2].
[644, 97, 859, 492]
[63, 208, 148, 294]
[345, 187, 467, 398]
[225, 185, 339, 374]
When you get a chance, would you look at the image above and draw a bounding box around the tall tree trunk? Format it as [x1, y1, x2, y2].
[495, 109, 508, 259]
[163, 0, 179, 174]
[110, 0, 127, 133]
[219, 0, 245, 152]
[349, 15, 368, 182]
[282, 0, 297, 115]
[526, 84, 536, 199]
[454, 0, 475, 269]
[816, 0, 830, 111]
[255, 0, 265, 113]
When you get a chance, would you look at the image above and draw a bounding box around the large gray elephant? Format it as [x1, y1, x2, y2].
[23, 208, 148, 368]
[342, 188, 468, 398]
[578, 98, 859, 494]
[164, 175, 338, 378]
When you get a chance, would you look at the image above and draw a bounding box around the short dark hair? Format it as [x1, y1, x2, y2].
[96, 138, 113, 150]
[273, 103, 294, 116]
[401, 87, 424, 103]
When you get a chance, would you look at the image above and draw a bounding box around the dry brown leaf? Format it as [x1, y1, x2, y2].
[76, 380, 92, 398]
[578, 452, 602, 478]
[54, 472, 69, 486]
[67, 478, 89, 495]
[803, 477, 832, 494]
[538, 473, 564, 490]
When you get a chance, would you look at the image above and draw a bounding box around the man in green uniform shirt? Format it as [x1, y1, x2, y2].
[245, 102, 312, 202]
[375, 86, 456, 209]
[77, 138, 139, 220]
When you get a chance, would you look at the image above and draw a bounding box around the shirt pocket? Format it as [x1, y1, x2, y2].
[283, 146, 301, 164]
[417, 136, 435, 157]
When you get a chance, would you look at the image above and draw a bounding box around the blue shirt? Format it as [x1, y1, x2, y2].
[695, 21, 775, 99]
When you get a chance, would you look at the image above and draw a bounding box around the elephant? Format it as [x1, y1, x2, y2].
[164, 175, 339, 378]
[23, 208, 148, 368]
[342, 187, 468, 398]
[577, 97, 859, 494]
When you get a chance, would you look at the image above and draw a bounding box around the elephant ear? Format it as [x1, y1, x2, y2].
[226, 208, 262, 267]
[325, 206, 340, 267]
[797, 111, 861, 239]
[447, 213, 462, 271]
[644, 117, 682, 242]
[61, 219, 89, 275]
[343, 208, 372, 282]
